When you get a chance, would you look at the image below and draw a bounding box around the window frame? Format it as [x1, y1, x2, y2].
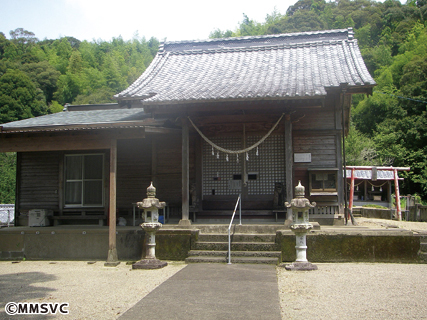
[64, 153, 105, 208]
[308, 168, 338, 196]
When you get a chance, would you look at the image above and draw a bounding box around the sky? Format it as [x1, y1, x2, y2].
[1, 0, 296, 42]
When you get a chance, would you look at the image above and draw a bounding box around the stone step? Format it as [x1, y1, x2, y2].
[176, 224, 286, 234]
[185, 256, 227, 263]
[188, 250, 282, 258]
[419, 242, 427, 252]
[185, 255, 280, 265]
[192, 241, 279, 251]
[197, 233, 276, 243]
[229, 256, 280, 264]
[419, 252, 427, 263]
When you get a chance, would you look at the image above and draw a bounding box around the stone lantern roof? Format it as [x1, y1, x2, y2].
[137, 182, 166, 209]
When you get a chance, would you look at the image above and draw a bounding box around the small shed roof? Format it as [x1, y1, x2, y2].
[115, 28, 375, 105]
[0, 106, 150, 132]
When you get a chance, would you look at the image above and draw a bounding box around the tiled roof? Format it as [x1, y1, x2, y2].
[115, 28, 375, 105]
[1, 108, 148, 131]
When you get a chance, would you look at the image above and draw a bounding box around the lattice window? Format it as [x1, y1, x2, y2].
[203, 137, 242, 196]
[246, 135, 285, 195]
[202, 135, 285, 196]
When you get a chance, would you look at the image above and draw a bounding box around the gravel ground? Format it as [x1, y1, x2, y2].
[277, 263, 427, 320]
[355, 216, 427, 232]
[0, 261, 186, 319]
[2, 260, 426, 320]
[1, 218, 426, 319]
[278, 218, 427, 320]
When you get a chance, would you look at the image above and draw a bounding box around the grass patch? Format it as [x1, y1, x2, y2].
[362, 204, 389, 209]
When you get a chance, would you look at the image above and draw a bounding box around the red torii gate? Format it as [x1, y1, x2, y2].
[346, 166, 410, 221]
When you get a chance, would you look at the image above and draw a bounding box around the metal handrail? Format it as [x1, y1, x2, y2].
[228, 194, 242, 264]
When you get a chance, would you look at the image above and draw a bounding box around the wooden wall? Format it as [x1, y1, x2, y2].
[17, 152, 61, 212]
[116, 133, 184, 213]
[116, 138, 152, 210]
[291, 100, 341, 205]
[293, 134, 337, 168]
[16, 134, 185, 219]
[151, 134, 183, 206]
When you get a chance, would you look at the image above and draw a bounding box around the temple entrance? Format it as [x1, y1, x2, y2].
[201, 135, 285, 211]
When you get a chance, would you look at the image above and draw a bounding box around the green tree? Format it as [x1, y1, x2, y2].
[21, 61, 61, 103]
[102, 53, 127, 92]
[0, 69, 47, 123]
[267, 10, 326, 33]
[345, 124, 378, 166]
[0, 153, 16, 204]
[353, 23, 427, 198]
[73, 88, 116, 104]
[54, 72, 82, 104]
[68, 51, 83, 74]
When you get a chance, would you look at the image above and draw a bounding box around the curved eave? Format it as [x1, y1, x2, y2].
[140, 93, 327, 107]
[114, 83, 376, 109]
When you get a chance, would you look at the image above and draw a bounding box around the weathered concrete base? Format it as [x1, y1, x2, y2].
[357, 207, 393, 219]
[104, 248, 120, 267]
[0, 225, 424, 263]
[178, 219, 192, 226]
[132, 259, 168, 269]
[281, 261, 318, 271]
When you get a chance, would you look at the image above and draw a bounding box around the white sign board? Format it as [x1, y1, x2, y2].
[294, 153, 312, 163]
[228, 180, 241, 190]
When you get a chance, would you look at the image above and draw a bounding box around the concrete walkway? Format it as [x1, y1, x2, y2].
[119, 263, 282, 320]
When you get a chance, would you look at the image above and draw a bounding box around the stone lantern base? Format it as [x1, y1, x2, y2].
[281, 261, 318, 271]
[132, 259, 168, 270]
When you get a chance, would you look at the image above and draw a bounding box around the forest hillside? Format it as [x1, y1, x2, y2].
[1, 0, 426, 202]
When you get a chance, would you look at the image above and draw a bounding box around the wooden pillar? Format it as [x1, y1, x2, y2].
[58, 155, 64, 216]
[180, 118, 191, 225]
[284, 114, 293, 222]
[349, 167, 355, 212]
[387, 181, 392, 208]
[336, 132, 345, 216]
[15, 152, 22, 226]
[105, 139, 120, 266]
[242, 124, 248, 199]
[364, 180, 368, 202]
[195, 136, 203, 210]
[151, 137, 157, 186]
[338, 84, 348, 219]
[394, 169, 402, 221]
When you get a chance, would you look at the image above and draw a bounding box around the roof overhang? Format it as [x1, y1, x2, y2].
[0, 120, 181, 153]
[0, 121, 147, 134]
[141, 96, 326, 116]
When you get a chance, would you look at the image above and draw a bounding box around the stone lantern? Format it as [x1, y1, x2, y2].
[283, 181, 317, 271]
[132, 182, 167, 269]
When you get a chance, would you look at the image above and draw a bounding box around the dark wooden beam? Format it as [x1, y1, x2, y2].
[151, 137, 158, 186]
[105, 139, 119, 267]
[180, 118, 190, 225]
[0, 128, 146, 153]
[285, 114, 293, 222]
